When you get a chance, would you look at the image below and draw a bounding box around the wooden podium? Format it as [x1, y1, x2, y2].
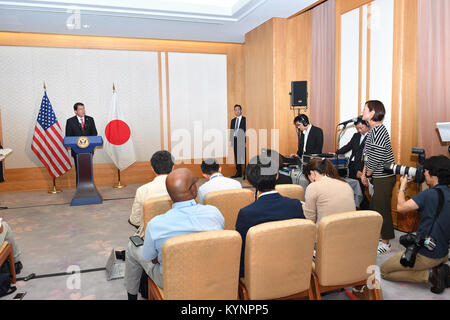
[63, 136, 103, 206]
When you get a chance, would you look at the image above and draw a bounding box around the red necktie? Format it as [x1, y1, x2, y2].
[81, 118, 85, 129]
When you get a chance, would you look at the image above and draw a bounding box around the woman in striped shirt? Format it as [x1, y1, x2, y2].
[361, 100, 396, 255]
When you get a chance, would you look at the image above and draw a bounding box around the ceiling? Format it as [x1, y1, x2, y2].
[0, 0, 317, 43]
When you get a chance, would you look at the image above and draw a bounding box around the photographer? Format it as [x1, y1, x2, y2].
[380, 155, 450, 294]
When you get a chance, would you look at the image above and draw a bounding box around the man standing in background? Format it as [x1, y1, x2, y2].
[230, 104, 246, 178]
[291, 114, 324, 159]
[336, 117, 370, 209]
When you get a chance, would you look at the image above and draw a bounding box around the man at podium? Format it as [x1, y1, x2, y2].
[65, 102, 98, 184]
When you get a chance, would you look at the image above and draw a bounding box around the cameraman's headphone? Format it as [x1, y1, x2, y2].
[298, 114, 309, 127]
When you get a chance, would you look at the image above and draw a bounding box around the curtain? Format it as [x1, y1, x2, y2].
[310, 0, 336, 153]
[417, 0, 450, 156]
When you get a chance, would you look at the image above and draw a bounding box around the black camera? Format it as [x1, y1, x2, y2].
[384, 148, 426, 184]
[399, 233, 437, 268]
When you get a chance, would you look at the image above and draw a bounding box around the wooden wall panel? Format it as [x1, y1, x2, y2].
[244, 19, 274, 156]
[336, 0, 373, 14]
[390, 0, 419, 231]
[281, 13, 313, 156]
[0, 160, 237, 192]
[273, 18, 289, 154]
[243, 14, 313, 157]
[0, 32, 244, 192]
[0, 32, 242, 54]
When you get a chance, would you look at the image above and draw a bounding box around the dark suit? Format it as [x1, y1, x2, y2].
[235, 192, 305, 277]
[336, 132, 367, 178]
[230, 116, 246, 176]
[65, 115, 98, 184]
[336, 132, 369, 209]
[297, 125, 324, 158]
[65, 115, 98, 157]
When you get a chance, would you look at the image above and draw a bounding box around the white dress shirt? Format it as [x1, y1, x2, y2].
[302, 125, 312, 153]
[360, 132, 367, 145]
[77, 115, 85, 125]
[234, 115, 242, 137]
[197, 173, 242, 204]
[259, 190, 279, 198]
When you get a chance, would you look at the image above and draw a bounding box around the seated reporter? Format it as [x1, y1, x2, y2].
[235, 153, 305, 277]
[197, 158, 242, 204]
[380, 156, 450, 294]
[261, 149, 293, 185]
[303, 158, 356, 223]
[124, 168, 224, 300]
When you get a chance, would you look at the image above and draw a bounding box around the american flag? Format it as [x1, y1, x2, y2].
[31, 92, 71, 178]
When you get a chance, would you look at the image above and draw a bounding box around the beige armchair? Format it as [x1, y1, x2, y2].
[148, 230, 242, 300]
[275, 184, 305, 202]
[239, 219, 316, 300]
[141, 195, 173, 237]
[311, 210, 383, 300]
[204, 189, 254, 230]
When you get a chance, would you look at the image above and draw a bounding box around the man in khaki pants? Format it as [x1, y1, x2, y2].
[380, 156, 450, 294]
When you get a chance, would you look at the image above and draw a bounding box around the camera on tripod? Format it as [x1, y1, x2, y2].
[399, 233, 437, 268]
[383, 148, 426, 184]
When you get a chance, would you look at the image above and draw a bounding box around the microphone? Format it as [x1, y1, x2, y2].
[338, 117, 359, 126]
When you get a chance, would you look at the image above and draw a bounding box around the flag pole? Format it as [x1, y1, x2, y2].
[43, 82, 61, 194]
[48, 177, 62, 194]
[111, 83, 125, 189]
[113, 168, 126, 189]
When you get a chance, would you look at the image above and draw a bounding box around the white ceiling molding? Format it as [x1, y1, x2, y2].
[0, 0, 317, 43]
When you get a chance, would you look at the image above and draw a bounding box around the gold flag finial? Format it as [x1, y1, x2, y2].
[43, 82, 47, 91]
[113, 83, 115, 92]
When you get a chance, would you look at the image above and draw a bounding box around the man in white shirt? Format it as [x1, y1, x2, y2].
[197, 158, 242, 204]
[129, 150, 174, 237]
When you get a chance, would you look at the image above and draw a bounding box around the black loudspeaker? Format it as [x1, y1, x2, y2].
[291, 81, 308, 106]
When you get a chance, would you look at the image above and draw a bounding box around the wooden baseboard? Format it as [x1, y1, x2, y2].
[0, 160, 238, 193]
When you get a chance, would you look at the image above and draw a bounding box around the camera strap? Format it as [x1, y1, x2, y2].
[427, 188, 445, 238]
[407, 188, 444, 236]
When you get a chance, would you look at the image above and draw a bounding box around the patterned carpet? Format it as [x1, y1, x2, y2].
[0, 181, 449, 300]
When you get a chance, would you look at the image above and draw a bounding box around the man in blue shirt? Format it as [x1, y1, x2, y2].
[235, 153, 306, 278]
[381, 155, 450, 294]
[124, 168, 224, 300]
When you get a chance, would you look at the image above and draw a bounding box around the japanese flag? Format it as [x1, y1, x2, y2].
[104, 91, 137, 171]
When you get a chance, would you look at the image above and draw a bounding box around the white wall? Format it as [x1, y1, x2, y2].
[339, 8, 360, 150]
[168, 52, 228, 161]
[368, 0, 394, 133]
[338, 0, 394, 153]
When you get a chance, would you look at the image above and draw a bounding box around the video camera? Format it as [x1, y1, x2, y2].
[383, 148, 426, 184]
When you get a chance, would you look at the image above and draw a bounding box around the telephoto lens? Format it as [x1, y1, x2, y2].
[384, 163, 417, 177]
